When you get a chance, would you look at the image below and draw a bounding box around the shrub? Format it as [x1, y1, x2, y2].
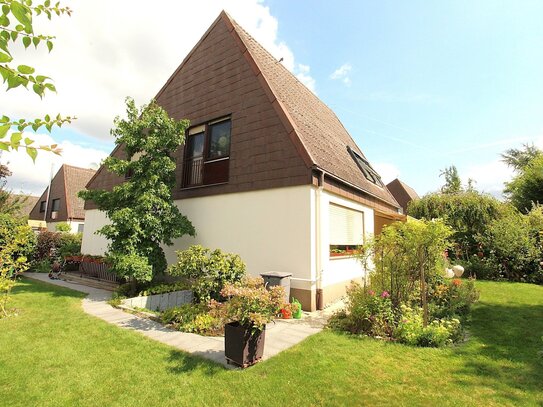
[169, 245, 246, 302]
[428, 278, 479, 319]
[394, 305, 462, 347]
[328, 283, 395, 337]
[35, 231, 62, 262]
[55, 222, 71, 232]
[115, 280, 190, 298]
[0, 214, 36, 317]
[478, 206, 543, 283]
[458, 255, 500, 280]
[58, 233, 82, 258]
[408, 191, 502, 261]
[161, 301, 226, 336]
[139, 281, 191, 296]
[34, 259, 52, 273]
[361, 219, 452, 325]
[221, 276, 285, 332]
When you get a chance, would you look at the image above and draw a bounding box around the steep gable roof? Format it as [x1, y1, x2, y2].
[63, 165, 96, 219]
[7, 194, 39, 216]
[386, 178, 419, 214]
[30, 164, 95, 221]
[88, 11, 400, 212]
[222, 12, 399, 208]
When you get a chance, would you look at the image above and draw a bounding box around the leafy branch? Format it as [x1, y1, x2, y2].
[0, 0, 73, 159]
[0, 114, 74, 160]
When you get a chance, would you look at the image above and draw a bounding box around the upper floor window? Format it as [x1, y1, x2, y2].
[39, 201, 46, 212]
[51, 198, 60, 212]
[182, 117, 231, 188]
[347, 146, 383, 186]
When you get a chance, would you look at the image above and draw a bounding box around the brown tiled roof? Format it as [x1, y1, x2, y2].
[225, 12, 400, 209]
[63, 165, 96, 219]
[8, 194, 39, 216]
[386, 178, 419, 214]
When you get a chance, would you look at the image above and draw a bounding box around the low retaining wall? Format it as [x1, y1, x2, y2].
[121, 290, 193, 312]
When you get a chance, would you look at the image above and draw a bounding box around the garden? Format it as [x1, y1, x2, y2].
[328, 219, 479, 347]
[1, 277, 541, 406]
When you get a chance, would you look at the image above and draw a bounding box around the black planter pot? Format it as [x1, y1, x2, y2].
[224, 321, 266, 368]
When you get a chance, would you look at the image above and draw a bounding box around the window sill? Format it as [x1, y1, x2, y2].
[329, 254, 358, 260]
[180, 182, 228, 191]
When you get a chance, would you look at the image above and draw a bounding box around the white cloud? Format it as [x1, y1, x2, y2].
[295, 64, 316, 93]
[5, 1, 315, 140]
[1, 132, 108, 195]
[462, 159, 515, 198]
[330, 63, 352, 86]
[373, 162, 400, 185]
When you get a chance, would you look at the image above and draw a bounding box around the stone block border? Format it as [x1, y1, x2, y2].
[121, 290, 193, 312]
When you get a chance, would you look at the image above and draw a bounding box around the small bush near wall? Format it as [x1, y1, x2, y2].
[168, 245, 246, 302]
[55, 222, 71, 232]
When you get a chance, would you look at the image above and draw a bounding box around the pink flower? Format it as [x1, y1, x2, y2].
[368, 290, 375, 296]
[381, 291, 390, 298]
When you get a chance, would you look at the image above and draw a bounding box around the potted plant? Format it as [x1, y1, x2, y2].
[221, 277, 285, 367]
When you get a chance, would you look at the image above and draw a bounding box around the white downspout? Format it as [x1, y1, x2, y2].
[43, 163, 54, 223]
[315, 169, 324, 310]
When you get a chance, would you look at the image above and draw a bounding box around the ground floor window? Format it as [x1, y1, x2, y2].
[329, 203, 364, 257]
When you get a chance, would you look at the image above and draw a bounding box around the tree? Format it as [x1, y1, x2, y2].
[0, 160, 25, 214]
[1, 0, 74, 160]
[79, 98, 195, 287]
[504, 149, 543, 213]
[408, 191, 502, 260]
[440, 165, 462, 194]
[502, 143, 542, 171]
[479, 205, 543, 283]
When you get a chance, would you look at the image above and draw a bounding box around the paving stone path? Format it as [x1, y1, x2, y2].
[24, 273, 326, 368]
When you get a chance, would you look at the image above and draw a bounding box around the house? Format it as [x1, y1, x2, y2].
[81, 11, 404, 311]
[7, 194, 44, 229]
[386, 178, 419, 217]
[29, 164, 96, 233]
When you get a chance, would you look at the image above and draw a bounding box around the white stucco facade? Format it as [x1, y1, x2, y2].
[81, 184, 375, 302]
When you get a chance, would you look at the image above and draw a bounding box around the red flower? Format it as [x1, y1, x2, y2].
[452, 279, 462, 287]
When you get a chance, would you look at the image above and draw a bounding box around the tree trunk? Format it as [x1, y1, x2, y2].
[420, 260, 428, 327]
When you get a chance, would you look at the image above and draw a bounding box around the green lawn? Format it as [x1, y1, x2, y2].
[0, 278, 542, 406]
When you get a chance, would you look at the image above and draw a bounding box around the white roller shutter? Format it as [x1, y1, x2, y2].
[329, 204, 364, 245]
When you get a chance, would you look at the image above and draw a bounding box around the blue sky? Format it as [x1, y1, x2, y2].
[265, 0, 543, 195]
[4, 0, 543, 197]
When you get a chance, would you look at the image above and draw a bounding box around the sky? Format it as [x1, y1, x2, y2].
[2, 0, 543, 198]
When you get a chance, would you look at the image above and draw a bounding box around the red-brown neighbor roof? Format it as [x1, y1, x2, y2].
[386, 178, 419, 215]
[29, 164, 96, 221]
[64, 165, 96, 219]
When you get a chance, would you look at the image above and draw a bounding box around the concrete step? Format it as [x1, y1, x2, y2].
[62, 273, 119, 291]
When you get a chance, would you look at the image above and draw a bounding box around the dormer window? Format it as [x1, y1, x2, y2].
[182, 117, 231, 188]
[347, 146, 383, 186]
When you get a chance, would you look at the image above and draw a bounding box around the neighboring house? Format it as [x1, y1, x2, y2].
[81, 11, 403, 311]
[386, 178, 420, 217]
[29, 164, 96, 233]
[8, 194, 44, 229]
